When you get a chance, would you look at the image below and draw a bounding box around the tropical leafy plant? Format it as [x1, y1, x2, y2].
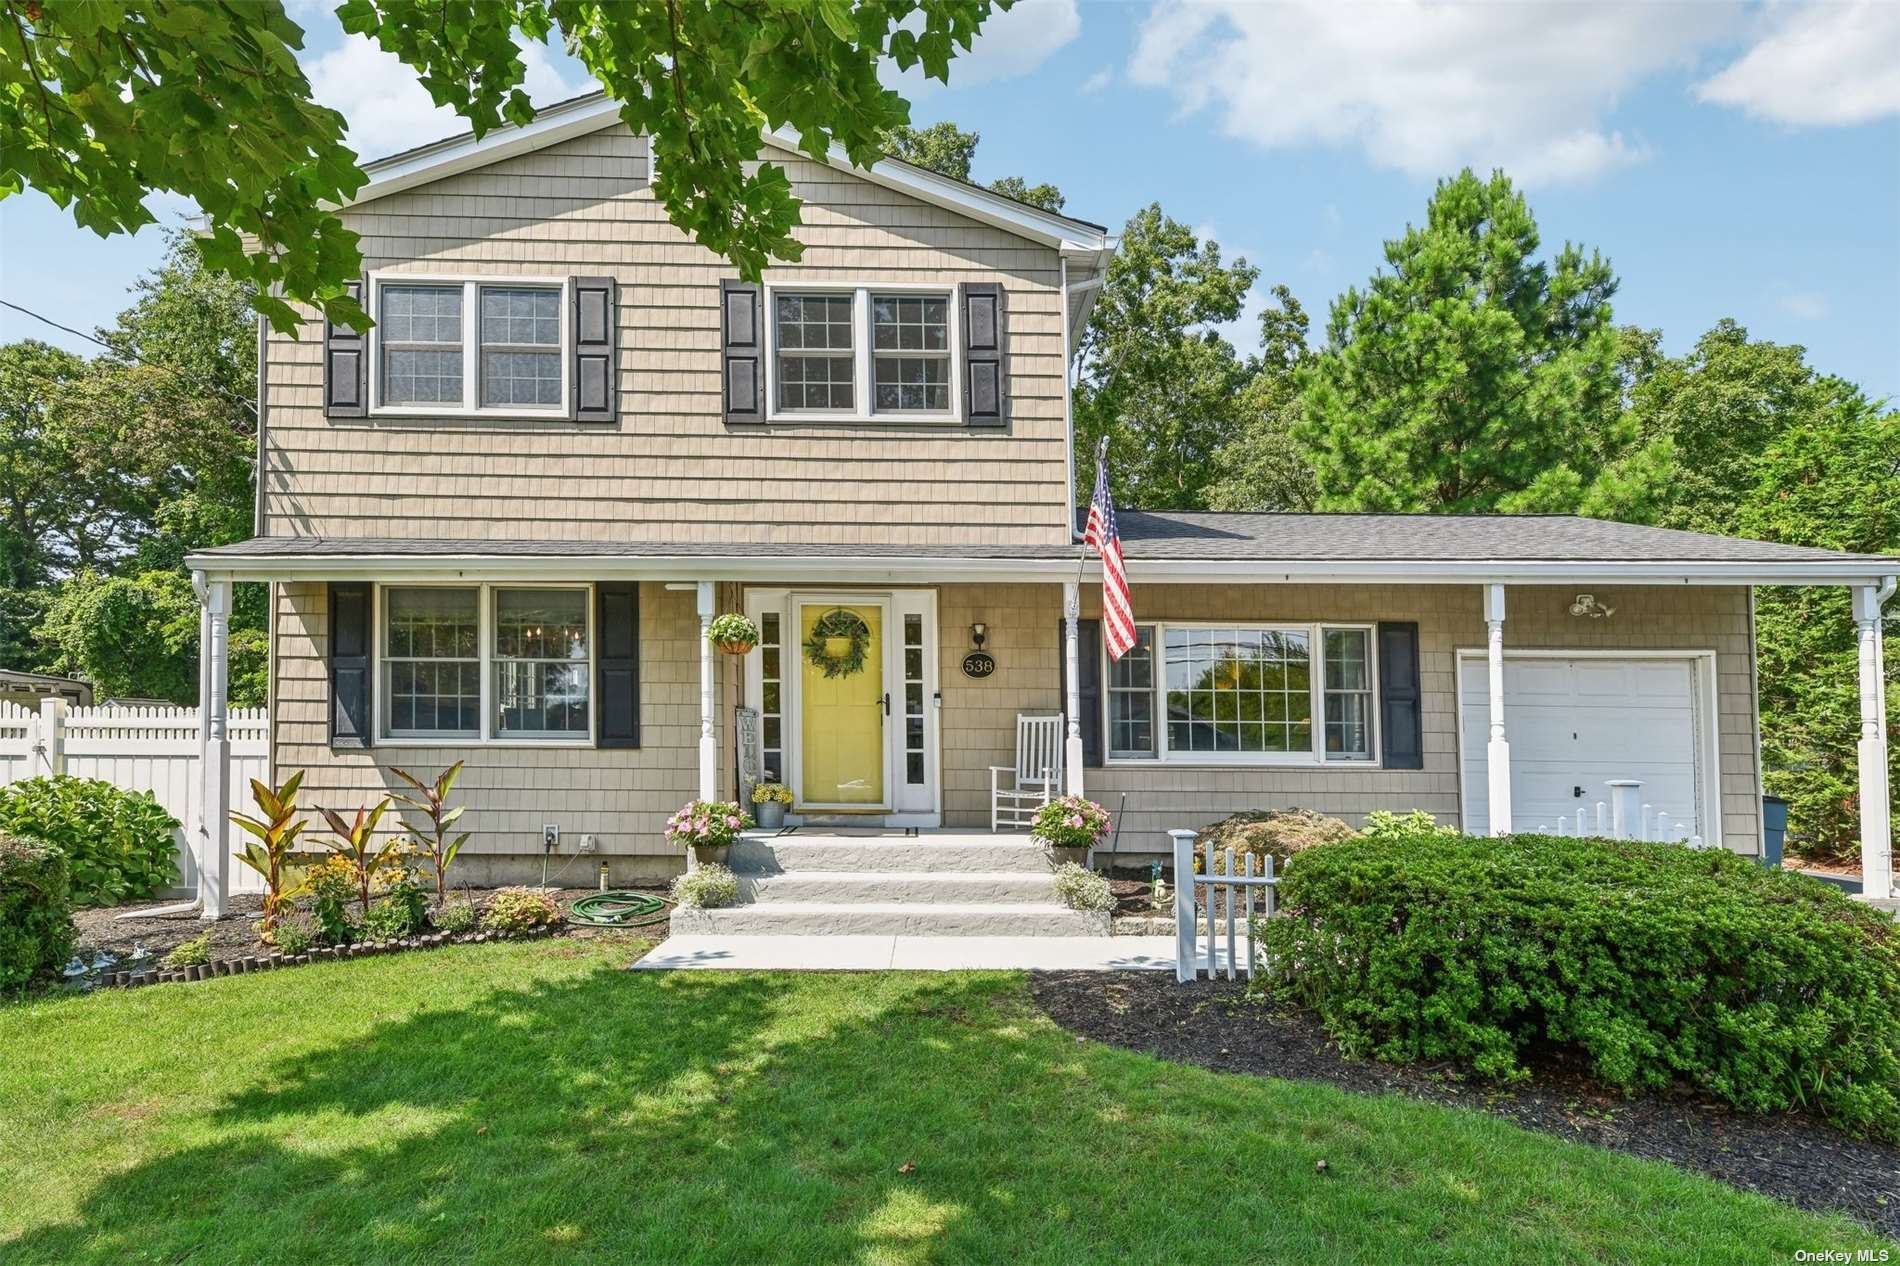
[318, 798, 398, 914]
[230, 771, 307, 931]
[390, 761, 470, 903]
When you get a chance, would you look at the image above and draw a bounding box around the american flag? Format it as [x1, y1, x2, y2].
[1084, 438, 1136, 660]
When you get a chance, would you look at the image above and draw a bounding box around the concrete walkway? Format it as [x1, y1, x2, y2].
[631, 934, 1181, 972]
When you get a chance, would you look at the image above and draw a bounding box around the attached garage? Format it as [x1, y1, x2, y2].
[1458, 652, 1719, 844]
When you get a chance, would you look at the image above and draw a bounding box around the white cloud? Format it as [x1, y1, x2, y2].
[305, 35, 595, 161]
[1080, 65, 1115, 95]
[1696, 0, 1900, 126]
[893, 0, 1081, 93]
[1128, 0, 1737, 186]
[1776, 289, 1830, 321]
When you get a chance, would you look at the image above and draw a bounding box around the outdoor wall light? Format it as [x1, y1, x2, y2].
[1569, 593, 1616, 619]
[970, 622, 987, 649]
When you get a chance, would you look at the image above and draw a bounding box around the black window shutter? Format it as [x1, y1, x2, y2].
[1056, 618, 1104, 768]
[597, 582, 641, 748]
[721, 281, 763, 424]
[323, 278, 368, 417]
[1377, 621, 1423, 770]
[959, 282, 1007, 427]
[572, 275, 617, 422]
[328, 582, 372, 748]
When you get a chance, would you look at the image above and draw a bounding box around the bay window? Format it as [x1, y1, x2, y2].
[1105, 622, 1377, 763]
[378, 584, 592, 744]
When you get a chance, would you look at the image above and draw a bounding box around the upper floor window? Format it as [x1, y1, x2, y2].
[767, 285, 958, 422]
[371, 276, 568, 417]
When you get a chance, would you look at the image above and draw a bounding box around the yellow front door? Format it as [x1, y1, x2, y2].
[799, 604, 885, 806]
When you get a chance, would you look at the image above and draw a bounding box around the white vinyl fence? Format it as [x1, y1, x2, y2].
[1170, 828, 1279, 983]
[0, 700, 268, 897]
[1529, 779, 1709, 846]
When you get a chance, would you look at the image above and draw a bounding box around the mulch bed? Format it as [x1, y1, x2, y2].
[70, 884, 672, 972]
[1030, 970, 1900, 1238]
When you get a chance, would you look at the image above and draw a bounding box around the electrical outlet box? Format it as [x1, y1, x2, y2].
[577, 834, 599, 854]
[541, 824, 560, 851]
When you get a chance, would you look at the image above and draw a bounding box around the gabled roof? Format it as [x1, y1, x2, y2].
[341, 91, 1113, 259]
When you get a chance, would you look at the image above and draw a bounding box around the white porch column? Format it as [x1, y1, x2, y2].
[1484, 582, 1512, 837]
[1063, 579, 1084, 797]
[696, 580, 717, 803]
[196, 573, 232, 920]
[1854, 582, 1893, 900]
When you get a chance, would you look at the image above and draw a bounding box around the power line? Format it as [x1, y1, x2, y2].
[0, 296, 257, 416]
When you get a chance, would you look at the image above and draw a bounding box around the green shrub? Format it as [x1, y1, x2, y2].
[1051, 861, 1114, 913]
[362, 897, 422, 941]
[670, 863, 738, 910]
[481, 886, 562, 932]
[303, 854, 359, 946]
[430, 900, 478, 935]
[0, 775, 179, 906]
[161, 933, 212, 969]
[271, 915, 315, 956]
[1263, 832, 1900, 1140]
[1358, 809, 1459, 842]
[0, 834, 75, 994]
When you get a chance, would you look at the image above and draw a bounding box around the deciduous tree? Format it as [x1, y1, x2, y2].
[2, 0, 1011, 331]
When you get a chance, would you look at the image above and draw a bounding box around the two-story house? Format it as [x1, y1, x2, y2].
[185, 93, 1895, 924]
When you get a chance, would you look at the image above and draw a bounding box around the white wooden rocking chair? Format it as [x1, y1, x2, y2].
[990, 713, 1064, 831]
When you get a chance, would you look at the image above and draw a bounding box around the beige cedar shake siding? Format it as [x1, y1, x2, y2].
[1066, 583, 1763, 854]
[272, 580, 726, 884]
[259, 126, 1074, 549]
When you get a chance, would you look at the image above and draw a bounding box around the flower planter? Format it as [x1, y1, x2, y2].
[692, 843, 730, 867]
[1035, 837, 1088, 868]
[755, 800, 786, 830]
[714, 639, 756, 656]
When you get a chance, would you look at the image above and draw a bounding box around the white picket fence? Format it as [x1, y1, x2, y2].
[1530, 779, 1709, 847]
[0, 700, 269, 897]
[1170, 828, 1278, 983]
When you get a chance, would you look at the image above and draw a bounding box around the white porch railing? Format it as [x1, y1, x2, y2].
[1170, 828, 1278, 983]
[0, 700, 269, 895]
[1530, 779, 1709, 847]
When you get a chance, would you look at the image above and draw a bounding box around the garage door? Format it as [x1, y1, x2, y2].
[1459, 656, 1705, 839]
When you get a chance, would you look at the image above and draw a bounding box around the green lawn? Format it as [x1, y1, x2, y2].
[0, 938, 1886, 1265]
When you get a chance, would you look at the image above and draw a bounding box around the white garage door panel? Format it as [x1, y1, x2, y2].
[1460, 657, 1704, 840]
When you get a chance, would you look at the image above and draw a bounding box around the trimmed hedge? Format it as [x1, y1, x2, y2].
[1263, 832, 1900, 1140]
[0, 834, 76, 994]
[0, 775, 179, 906]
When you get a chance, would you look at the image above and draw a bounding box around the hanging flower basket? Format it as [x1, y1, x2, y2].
[804, 608, 871, 678]
[707, 613, 760, 656]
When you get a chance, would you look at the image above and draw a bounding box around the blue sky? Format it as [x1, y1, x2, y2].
[3, 0, 1896, 398]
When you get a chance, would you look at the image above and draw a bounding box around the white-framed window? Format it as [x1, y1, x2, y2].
[377, 583, 593, 744]
[370, 275, 570, 418]
[765, 284, 960, 422]
[1104, 622, 1378, 764]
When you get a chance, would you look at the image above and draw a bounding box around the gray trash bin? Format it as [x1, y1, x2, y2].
[1761, 795, 1790, 868]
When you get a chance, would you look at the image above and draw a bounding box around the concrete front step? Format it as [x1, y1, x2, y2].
[671, 901, 1110, 938]
[737, 870, 1060, 906]
[730, 834, 1050, 874]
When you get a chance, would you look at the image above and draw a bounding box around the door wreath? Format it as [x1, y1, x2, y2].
[804, 608, 872, 679]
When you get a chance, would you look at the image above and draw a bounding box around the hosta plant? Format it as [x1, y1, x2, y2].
[230, 771, 307, 932]
[318, 797, 399, 914]
[0, 775, 179, 907]
[390, 760, 470, 902]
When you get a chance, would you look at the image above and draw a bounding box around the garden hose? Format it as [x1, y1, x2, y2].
[568, 891, 669, 927]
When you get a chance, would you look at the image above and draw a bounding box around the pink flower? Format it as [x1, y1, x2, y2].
[694, 816, 710, 833]
[725, 815, 742, 829]
[1067, 814, 1084, 830]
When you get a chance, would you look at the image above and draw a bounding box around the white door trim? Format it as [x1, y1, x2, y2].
[1452, 648, 1723, 848]
[742, 587, 942, 827]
